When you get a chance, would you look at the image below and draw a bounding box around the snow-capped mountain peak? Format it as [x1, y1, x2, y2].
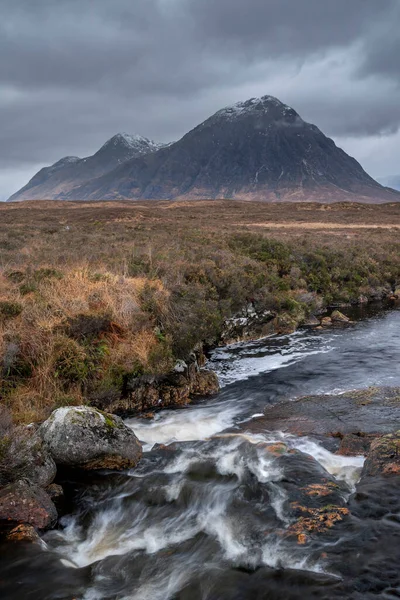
[212, 95, 300, 122]
[100, 133, 165, 156]
[45, 156, 82, 175]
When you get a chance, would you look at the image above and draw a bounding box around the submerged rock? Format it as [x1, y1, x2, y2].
[38, 406, 142, 470]
[0, 480, 57, 529]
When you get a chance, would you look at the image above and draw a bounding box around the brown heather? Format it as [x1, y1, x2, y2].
[1, 199, 400, 424]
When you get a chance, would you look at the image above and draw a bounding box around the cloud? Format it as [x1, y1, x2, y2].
[1, 0, 400, 199]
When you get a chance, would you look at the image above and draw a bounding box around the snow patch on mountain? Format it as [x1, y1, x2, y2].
[213, 95, 298, 122]
[102, 133, 166, 155]
[46, 156, 82, 174]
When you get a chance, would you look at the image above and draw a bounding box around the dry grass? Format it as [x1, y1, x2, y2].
[0, 266, 170, 422]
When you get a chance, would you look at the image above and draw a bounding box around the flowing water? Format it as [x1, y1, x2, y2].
[2, 304, 400, 599]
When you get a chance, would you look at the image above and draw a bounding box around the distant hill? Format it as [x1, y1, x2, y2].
[8, 96, 400, 203]
[7, 134, 166, 202]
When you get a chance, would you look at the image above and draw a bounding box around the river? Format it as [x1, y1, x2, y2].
[2, 304, 400, 599]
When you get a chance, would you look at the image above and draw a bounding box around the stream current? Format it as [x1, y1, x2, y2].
[2, 304, 400, 599]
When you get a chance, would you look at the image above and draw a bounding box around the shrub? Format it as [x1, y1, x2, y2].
[33, 268, 64, 282]
[6, 271, 25, 284]
[53, 337, 88, 384]
[0, 301, 23, 320]
[67, 313, 113, 341]
[19, 282, 38, 295]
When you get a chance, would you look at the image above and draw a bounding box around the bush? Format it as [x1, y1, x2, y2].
[0, 301, 23, 320]
[19, 282, 38, 295]
[6, 271, 25, 284]
[67, 313, 113, 341]
[53, 337, 88, 384]
[33, 268, 63, 282]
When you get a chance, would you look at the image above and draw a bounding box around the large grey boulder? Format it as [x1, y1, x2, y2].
[38, 406, 142, 470]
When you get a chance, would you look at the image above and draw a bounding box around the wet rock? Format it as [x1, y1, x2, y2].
[45, 483, 65, 514]
[337, 432, 378, 456]
[274, 449, 350, 546]
[45, 483, 63, 501]
[221, 438, 353, 546]
[320, 316, 332, 326]
[0, 428, 56, 488]
[303, 315, 320, 327]
[139, 412, 156, 420]
[190, 370, 219, 396]
[5, 524, 40, 544]
[250, 387, 400, 445]
[38, 406, 142, 470]
[331, 310, 350, 323]
[287, 505, 350, 545]
[0, 480, 57, 529]
[362, 431, 400, 477]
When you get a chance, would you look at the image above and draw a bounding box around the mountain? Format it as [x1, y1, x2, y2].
[8, 96, 400, 203]
[7, 134, 166, 202]
[377, 175, 400, 192]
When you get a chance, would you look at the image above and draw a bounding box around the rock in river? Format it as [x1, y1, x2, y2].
[248, 387, 400, 453]
[331, 310, 350, 323]
[0, 480, 57, 529]
[5, 524, 41, 544]
[38, 406, 142, 470]
[362, 430, 400, 477]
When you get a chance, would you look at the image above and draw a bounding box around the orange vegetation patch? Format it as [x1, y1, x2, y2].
[288, 504, 350, 545]
[300, 483, 340, 497]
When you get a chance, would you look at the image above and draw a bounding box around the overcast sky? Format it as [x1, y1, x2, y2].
[1, 0, 400, 200]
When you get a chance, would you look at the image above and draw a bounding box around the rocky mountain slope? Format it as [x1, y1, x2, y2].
[8, 96, 400, 203]
[7, 134, 166, 202]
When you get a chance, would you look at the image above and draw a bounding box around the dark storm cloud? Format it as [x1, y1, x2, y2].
[190, 0, 384, 55]
[1, 0, 400, 199]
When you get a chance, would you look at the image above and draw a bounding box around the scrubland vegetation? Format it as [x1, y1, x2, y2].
[1, 200, 400, 423]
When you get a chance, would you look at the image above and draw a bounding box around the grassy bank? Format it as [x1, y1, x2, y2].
[1, 200, 400, 423]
